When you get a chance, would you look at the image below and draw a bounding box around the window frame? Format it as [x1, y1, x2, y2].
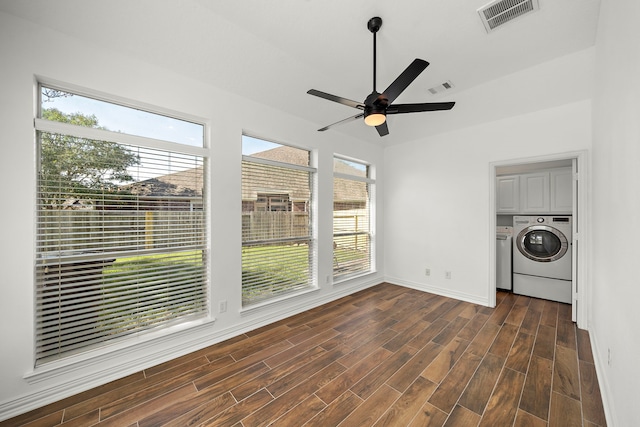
[241, 135, 317, 309]
[34, 81, 211, 365]
[332, 155, 375, 281]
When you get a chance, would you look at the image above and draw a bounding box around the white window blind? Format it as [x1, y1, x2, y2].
[241, 137, 315, 306]
[35, 85, 208, 364]
[333, 157, 374, 279]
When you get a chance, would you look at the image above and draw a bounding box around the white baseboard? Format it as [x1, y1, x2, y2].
[588, 330, 616, 427]
[384, 276, 490, 306]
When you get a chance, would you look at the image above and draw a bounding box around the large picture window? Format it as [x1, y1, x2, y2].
[35, 85, 208, 364]
[333, 156, 374, 279]
[241, 136, 315, 307]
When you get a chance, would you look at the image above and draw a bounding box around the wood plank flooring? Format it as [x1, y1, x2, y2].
[2, 283, 607, 427]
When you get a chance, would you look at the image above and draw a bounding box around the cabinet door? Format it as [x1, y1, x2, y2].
[496, 175, 520, 213]
[550, 169, 573, 212]
[521, 173, 549, 213]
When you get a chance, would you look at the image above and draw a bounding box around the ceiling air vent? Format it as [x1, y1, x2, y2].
[428, 81, 455, 96]
[478, 0, 539, 33]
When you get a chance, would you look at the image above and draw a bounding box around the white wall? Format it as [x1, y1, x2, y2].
[0, 12, 385, 419]
[590, 0, 640, 425]
[383, 49, 594, 306]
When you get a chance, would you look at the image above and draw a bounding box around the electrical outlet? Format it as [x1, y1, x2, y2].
[425, 268, 431, 276]
[607, 348, 612, 366]
[219, 300, 227, 313]
[445, 271, 452, 280]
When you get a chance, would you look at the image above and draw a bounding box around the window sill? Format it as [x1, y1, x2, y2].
[24, 317, 216, 385]
[240, 287, 320, 316]
[333, 270, 376, 285]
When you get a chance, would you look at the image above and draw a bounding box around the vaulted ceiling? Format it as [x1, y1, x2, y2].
[0, 0, 601, 145]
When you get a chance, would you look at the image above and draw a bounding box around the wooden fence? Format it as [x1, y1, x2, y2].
[242, 211, 310, 242]
[39, 209, 367, 253]
[38, 210, 205, 253]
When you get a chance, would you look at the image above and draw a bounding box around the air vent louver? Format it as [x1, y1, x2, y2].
[428, 81, 455, 95]
[478, 0, 539, 33]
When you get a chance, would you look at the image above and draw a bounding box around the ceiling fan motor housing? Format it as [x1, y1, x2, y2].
[365, 91, 387, 107]
[364, 91, 387, 120]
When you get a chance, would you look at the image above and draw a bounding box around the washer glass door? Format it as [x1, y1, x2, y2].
[517, 226, 568, 262]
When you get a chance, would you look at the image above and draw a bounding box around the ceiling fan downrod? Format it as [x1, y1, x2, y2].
[368, 17, 382, 93]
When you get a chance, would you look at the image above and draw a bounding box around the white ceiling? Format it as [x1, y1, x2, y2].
[0, 0, 601, 146]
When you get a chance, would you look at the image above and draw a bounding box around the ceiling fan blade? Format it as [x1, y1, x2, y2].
[387, 102, 456, 114]
[307, 89, 364, 110]
[375, 121, 389, 137]
[380, 59, 429, 105]
[317, 113, 364, 131]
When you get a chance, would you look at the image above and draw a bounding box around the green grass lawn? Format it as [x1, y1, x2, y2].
[241, 242, 369, 305]
[99, 250, 206, 334]
[242, 243, 311, 305]
[100, 244, 368, 310]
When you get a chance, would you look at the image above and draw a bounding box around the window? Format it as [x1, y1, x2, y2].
[35, 85, 208, 364]
[241, 135, 315, 307]
[333, 157, 374, 279]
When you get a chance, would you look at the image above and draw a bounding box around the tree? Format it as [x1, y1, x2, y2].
[39, 108, 140, 209]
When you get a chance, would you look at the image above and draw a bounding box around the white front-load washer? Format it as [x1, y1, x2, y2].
[512, 216, 572, 303]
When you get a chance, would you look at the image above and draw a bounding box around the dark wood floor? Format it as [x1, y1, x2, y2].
[3, 283, 607, 427]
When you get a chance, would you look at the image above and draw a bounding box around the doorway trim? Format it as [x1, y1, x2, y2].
[489, 150, 589, 328]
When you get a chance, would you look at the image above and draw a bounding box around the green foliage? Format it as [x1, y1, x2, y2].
[39, 108, 140, 208]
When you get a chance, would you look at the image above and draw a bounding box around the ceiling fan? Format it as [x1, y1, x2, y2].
[307, 16, 455, 137]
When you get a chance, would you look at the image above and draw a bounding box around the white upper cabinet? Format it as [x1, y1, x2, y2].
[497, 167, 572, 214]
[520, 172, 550, 212]
[550, 169, 573, 213]
[496, 175, 520, 213]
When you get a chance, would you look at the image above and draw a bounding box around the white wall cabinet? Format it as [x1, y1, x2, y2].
[497, 168, 572, 214]
[550, 169, 573, 212]
[520, 172, 550, 212]
[496, 175, 520, 213]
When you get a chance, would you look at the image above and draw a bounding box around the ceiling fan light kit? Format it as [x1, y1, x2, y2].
[307, 16, 455, 137]
[364, 110, 386, 127]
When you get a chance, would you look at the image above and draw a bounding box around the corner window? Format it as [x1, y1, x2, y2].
[333, 156, 374, 279]
[241, 135, 315, 307]
[35, 85, 208, 364]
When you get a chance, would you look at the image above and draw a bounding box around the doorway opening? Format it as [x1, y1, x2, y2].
[489, 151, 588, 327]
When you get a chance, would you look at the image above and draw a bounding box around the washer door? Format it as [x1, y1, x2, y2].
[516, 225, 568, 262]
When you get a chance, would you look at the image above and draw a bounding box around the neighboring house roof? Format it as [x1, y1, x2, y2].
[251, 145, 309, 167]
[245, 146, 368, 202]
[61, 197, 94, 210]
[333, 160, 369, 203]
[125, 167, 203, 197]
[124, 146, 367, 202]
[333, 158, 366, 177]
[242, 146, 310, 201]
